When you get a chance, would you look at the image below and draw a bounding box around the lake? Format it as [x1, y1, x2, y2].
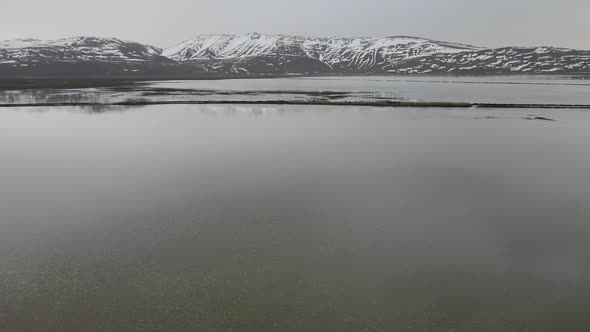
[1, 77, 590, 331]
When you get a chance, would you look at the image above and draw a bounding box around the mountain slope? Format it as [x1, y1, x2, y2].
[164, 33, 590, 75]
[0, 36, 161, 60]
[0, 36, 178, 77]
[384, 46, 590, 74]
[163, 33, 482, 74]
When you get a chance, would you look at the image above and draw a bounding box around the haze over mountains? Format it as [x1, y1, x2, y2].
[1, 33, 589, 77]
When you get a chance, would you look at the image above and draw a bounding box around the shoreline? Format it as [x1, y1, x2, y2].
[1, 73, 589, 90]
[1, 99, 589, 109]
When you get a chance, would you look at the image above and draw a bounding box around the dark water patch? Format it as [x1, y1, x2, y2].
[524, 115, 558, 121]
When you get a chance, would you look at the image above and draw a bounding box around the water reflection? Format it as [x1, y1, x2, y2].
[0, 87, 402, 105]
[0, 88, 113, 104]
[2, 75, 590, 106]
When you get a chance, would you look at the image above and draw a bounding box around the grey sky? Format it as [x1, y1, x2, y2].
[1, 0, 588, 49]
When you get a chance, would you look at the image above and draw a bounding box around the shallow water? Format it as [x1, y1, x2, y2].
[1, 105, 590, 331]
[148, 75, 590, 104]
[2, 75, 590, 105]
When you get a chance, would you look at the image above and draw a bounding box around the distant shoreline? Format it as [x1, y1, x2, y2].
[1, 99, 589, 110]
[1, 73, 589, 90]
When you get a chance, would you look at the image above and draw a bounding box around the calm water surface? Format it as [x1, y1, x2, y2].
[148, 75, 590, 104]
[2, 75, 590, 105]
[1, 105, 590, 331]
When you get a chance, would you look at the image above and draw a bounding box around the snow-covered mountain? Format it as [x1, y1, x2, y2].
[163, 33, 590, 75]
[0, 36, 177, 77]
[162, 33, 482, 74]
[0, 36, 165, 68]
[163, 33, 478, 63]
[1, 33, 589, 77]
[0, 36, 161, 59]
[384, 46, 590, 74]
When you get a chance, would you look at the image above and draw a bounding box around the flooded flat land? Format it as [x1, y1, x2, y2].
[1, 76, 590, 331]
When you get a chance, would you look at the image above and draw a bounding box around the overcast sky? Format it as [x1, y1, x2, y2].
[1, 0, 588, 49]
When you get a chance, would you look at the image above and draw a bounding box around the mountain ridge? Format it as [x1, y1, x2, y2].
[1, 33, 589, 77]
